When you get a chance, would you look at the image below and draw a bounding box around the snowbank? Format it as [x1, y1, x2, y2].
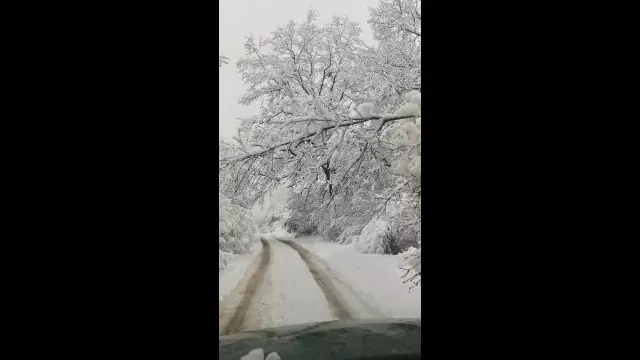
[219, 250, 236, 272]
[219, 241, 262, 314]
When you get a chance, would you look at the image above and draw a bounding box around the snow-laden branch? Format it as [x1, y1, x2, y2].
[219, 56, 229, 67]
[219, 114, 416, 163]
[403, 27, 421, 37]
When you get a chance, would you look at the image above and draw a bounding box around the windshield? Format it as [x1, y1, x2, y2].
[219, 0, 421, 358]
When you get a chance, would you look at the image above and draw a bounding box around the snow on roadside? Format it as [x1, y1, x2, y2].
[219, 240, 262, 315]
[294, 236, 421, 319]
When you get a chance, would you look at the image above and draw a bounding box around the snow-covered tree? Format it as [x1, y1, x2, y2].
[219, 2, 421, 287]
[366, 0, 421, 287]
[368, 0, 421, 42]
[219, 192, 259, 271]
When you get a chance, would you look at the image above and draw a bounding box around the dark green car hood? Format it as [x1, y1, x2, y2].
[219, 318, 421, 360]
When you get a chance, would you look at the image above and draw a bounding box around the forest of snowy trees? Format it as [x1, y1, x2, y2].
[219, 0, 421, 283]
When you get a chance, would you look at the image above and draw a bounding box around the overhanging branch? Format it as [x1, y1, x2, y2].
[219, 114, 416, 163]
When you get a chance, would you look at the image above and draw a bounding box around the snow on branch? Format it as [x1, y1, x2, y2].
[398, 247, 421, 291]
[219, 56, 229, 67]
[219, 114, 416, 163]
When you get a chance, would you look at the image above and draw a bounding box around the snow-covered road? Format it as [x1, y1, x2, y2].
[241, 238, 337, 331]
[219, 235, 421, 335]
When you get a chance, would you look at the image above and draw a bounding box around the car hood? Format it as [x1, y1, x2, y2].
[219, 318, 421, 360]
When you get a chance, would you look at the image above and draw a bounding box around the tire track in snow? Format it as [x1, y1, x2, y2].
[242, 238, 336, 331]
[278, 239, 355, 320]
[219, 237, 271, 335]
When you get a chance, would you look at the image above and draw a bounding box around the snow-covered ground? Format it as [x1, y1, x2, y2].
[293, 235, 421, 319]
[219, 240, 262, 315]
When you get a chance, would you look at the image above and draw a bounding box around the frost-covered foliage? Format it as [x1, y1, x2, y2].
[369, 0, 421, 42]
[336, 224, 365, 245]
[219, 55, 229, 67]
[252, 185, 289, 232]
[398, 245, 421, 291]
[284, 210, 317, 236]
[219, 193, 258, 256]
[219, 1, 421, 275]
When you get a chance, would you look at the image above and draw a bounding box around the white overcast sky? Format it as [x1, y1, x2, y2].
[219, 0, 381, 140]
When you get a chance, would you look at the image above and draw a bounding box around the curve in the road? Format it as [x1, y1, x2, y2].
[220, 237, 271, 335]
[278, 239, 353, 320]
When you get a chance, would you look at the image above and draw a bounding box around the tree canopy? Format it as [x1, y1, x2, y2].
[219, 1, 421, 279]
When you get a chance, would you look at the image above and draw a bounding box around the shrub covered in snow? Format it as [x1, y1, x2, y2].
[324, 226, 343, 243]
[283, 209, 318, 236]
[336, 224, 366, 245]
[219, 193, 258, 255]
[355, 218, 398, 254]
